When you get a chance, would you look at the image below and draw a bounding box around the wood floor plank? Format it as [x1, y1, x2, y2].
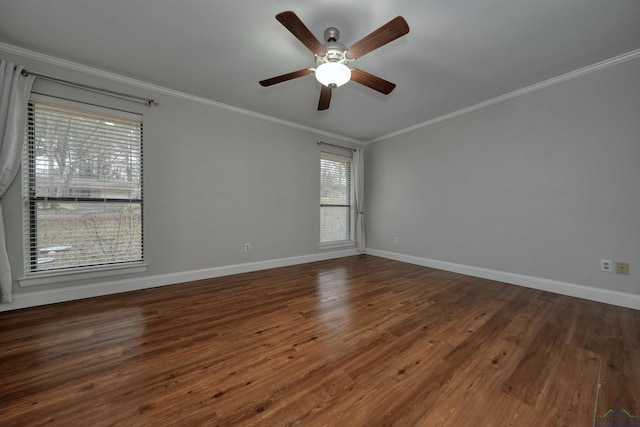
[414, 340, 531, 427]
[504, 321, 569, 406]
[533, 346, 601, 427]
[597, 343, 640, 419]
[0, 255, 638, 426]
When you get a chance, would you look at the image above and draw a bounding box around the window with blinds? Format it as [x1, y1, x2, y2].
[23, 100, 143, 273]
[320, 152, 353, 244]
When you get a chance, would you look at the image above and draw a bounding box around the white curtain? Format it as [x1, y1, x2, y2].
[0, 60, 35, 303]
[353, 148, 366, 252]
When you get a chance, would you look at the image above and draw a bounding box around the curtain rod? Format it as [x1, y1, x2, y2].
[317, 141, 357, 152]
[21, 69, 159, 107]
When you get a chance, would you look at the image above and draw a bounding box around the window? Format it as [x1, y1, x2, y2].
[23, 98, 143, 274]
[320, 152, 353, 244]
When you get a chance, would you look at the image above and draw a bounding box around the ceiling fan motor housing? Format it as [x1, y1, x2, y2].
[315, 27, 350, 67]
[315, 43, 349, 66]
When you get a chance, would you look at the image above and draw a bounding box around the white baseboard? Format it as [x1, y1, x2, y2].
[366, 249, 640, 310]
[5, 248, 638, 312]
[1, 249, 359, 312]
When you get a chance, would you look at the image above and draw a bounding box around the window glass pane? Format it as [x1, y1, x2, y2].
[32, 104, 142, 200]
[321, 158, 350, 202]
[32, 201, 142, 271]
[320, 206, 351, 242]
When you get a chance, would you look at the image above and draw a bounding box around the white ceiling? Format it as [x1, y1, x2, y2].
[1, 0, 640, 142]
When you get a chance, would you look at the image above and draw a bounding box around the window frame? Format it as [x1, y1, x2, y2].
[19, 94, 146, 285]
[319, 151, 355, 246]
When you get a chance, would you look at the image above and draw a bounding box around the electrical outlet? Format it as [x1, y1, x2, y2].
[601, 259, 612, 272]
[393, 237, 399, 245]
[616, 262, 629, 275]
[244, 243, 251, 252]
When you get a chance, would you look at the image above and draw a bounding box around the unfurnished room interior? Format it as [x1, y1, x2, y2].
[0, 1, 639, 426]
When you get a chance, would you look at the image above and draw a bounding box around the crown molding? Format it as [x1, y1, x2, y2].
[3, 42, 638, 146]
[366, 48, 640, 144]
[0, 42, 363, 145]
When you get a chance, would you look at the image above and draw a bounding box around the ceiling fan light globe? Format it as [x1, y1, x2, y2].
[315, 62, 351, 87]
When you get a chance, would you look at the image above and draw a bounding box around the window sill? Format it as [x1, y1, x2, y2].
[319, 241, 356, 250]
[18, 262, 148, 287]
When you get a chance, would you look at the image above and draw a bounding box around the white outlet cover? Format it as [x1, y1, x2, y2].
[600, 259, 612, 272]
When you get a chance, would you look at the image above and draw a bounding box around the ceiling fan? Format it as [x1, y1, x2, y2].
[259, 11, 410, 110]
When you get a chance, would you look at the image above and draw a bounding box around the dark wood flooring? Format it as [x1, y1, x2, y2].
[1, 255, 638, 426]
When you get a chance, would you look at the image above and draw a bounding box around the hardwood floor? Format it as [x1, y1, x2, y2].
[1, 255, 638, 426]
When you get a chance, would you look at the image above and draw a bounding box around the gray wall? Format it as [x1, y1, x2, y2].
[1, 48, 358, 307]
[365, 56, 640, 297]
[2, 46, 638, 310]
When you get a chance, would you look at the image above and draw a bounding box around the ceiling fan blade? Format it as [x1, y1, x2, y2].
[318, 85, 332, 110]
[276, 11, 327, 57]
[346, 16, 409, 60]
[350, 69, 396, 94]
[259, 69, 314, 87]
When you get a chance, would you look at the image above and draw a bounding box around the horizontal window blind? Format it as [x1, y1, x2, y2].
[24, 101, 143, 273]
[320, 152, 352, 243]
